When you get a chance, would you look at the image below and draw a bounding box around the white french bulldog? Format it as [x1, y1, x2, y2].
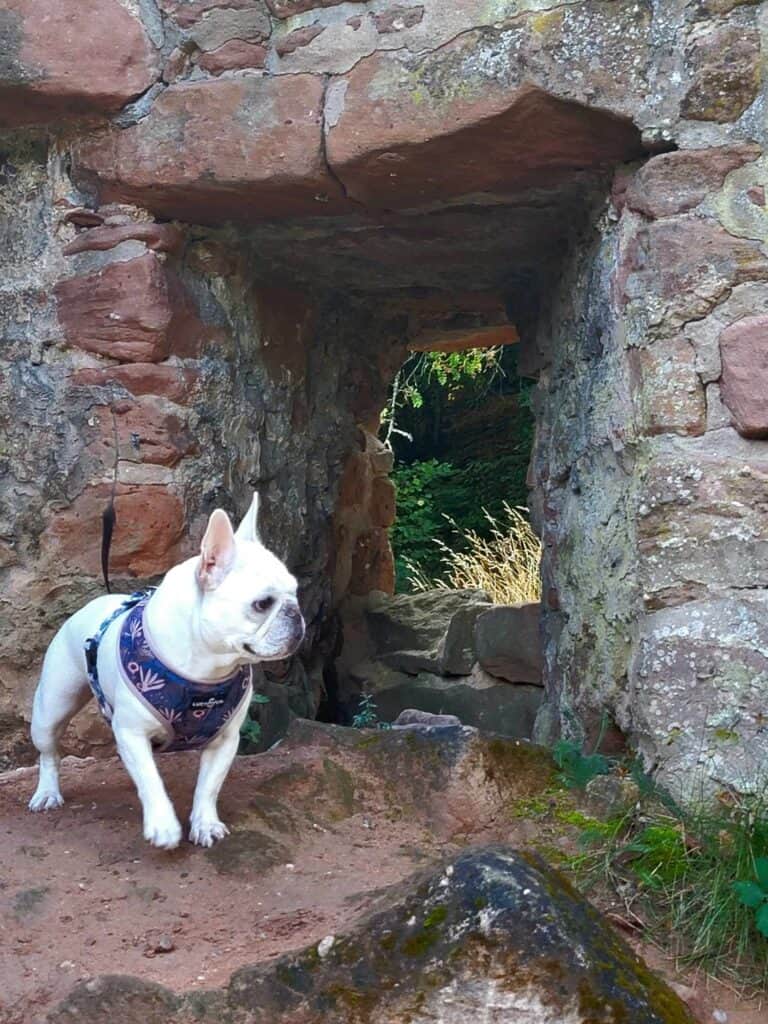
[28, 494, 304, 849]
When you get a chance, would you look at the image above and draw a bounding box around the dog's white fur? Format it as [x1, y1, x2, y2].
[28, 494, 304, 849]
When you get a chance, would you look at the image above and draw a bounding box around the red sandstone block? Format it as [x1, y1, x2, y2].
[40, 483, 189, 578]
[720, 315, 768, 438]
[89, 396, 197, 468]
[73, 77, 346, 223]
[0, 0, 158, 128]
[71, 364, 200, 404]
[55, 253, 204, 363]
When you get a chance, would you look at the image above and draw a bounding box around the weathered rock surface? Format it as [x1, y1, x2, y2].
[623, 145, 761, 219]
[437, 601, 493, 676]
[680, 20, 761, 123]
[719, 315, 768, 438]
[362, 589, 490, 656]
[0, 0, 159, 127]
[51, 845, 695, 1023]
[633, 592, 768, 796]
[74, 76, 347, 222]
[475, 603, 543, 685]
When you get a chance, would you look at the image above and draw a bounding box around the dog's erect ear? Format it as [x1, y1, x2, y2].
[234, 492, 260, 544]
[196, 509, 237, 590]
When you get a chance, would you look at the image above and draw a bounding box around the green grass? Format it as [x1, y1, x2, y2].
[564, 768, 768, 992]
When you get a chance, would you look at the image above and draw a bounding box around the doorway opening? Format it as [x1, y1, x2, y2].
[330, 300, 545, 738]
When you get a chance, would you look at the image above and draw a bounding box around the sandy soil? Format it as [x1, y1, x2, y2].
[0, 733, 765, 1024]
[0, 745, 454, 1023]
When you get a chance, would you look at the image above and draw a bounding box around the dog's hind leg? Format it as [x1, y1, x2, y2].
[29, 632, 92, 812]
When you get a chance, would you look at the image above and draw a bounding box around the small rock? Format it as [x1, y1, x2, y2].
[393, 708, 462, 729]
[585, 775, 640, 817]
[712, 1011, 728, 1024]
[317, 935, 335, 958]
[146, 934, 175, 956]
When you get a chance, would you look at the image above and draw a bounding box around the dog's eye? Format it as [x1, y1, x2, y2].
[252, 596, 275, 613]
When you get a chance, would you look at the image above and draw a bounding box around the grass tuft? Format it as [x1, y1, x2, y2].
[562, 754, 768, 993]
[404, 502, 541, 604]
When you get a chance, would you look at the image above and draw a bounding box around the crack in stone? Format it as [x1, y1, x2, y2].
[319, 73, 365, 209]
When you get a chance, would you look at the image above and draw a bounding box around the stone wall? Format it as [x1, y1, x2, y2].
[1, 0, 767, 796]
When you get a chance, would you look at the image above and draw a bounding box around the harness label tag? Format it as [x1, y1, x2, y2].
[190, 696, 227, 711]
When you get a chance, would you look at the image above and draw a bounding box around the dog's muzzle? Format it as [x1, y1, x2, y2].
[283, 604, 306, 651]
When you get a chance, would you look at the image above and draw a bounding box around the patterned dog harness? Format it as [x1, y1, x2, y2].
[85, 591, 251, 752]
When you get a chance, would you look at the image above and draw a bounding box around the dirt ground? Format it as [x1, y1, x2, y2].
[0, 728, 765, 1024]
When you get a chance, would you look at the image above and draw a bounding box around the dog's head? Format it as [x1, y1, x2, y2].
[194, 495, 305, 663]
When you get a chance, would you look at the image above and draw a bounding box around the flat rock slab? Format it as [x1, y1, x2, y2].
[363, 588, 489, 655]
[363, 666, 543, 739]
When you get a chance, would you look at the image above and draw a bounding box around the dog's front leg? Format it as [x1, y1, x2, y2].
[114, 727, 182, 850]
[189, 704, 248, 847]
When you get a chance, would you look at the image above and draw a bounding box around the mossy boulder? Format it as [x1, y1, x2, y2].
[51, 846, 694, 1024]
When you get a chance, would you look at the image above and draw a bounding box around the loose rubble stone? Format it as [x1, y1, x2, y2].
[392, 708, 462, 729]
[437, 603, 493, 676]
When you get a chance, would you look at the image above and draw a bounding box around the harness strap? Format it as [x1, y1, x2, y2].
[85, 589, 154, 721]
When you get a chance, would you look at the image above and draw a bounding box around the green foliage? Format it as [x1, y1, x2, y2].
[564, 758, 768, 991]
[734, 857, 768, 938]
[552, 739, 613, 789]
[383, 348, 506, 428]
[383, 342, 535, 592]
[351, 692, 390, 730]
[391, 452, 532, 590]
[239, 692, 270, 747]
[390, 459, 455, 587]
[622, 824, 690, 889]
[420, 348, 502, 394]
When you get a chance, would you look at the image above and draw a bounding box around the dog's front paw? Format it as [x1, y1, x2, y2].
[28, 789, 64, 812]
[143, 811, 182, 850]
[189, 817, 230, 847]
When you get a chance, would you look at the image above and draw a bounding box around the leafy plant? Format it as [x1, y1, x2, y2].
[734, 857, 768, 938]
[380, 347, 507, 450]
[621, 823, 690, 889]
[240, 692, 270, 746]
[351, 692, 389, 730]
[552, 738, 613, 790]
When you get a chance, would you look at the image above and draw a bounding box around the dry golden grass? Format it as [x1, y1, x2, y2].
[406, 503, 542, 604]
